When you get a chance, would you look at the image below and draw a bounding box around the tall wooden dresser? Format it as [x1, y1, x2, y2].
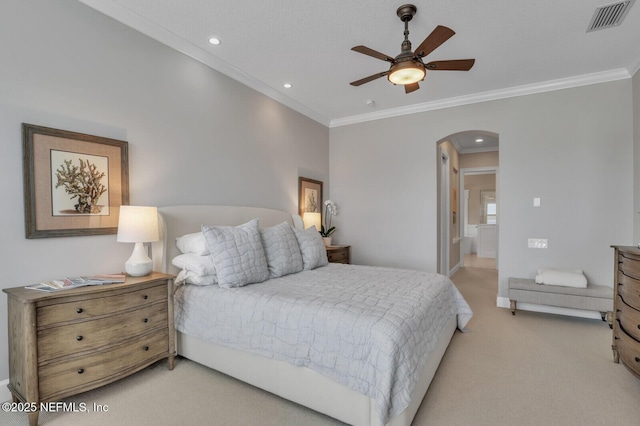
[3, 272, 176, 426]
[611, 246, 640, 379]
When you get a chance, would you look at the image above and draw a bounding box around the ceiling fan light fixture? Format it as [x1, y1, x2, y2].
[388, 60, 425, 85]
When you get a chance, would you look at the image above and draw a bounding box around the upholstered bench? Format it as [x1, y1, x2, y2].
[508, 277, 613, 326]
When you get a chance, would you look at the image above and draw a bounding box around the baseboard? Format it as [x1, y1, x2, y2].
[0, 378, 11, 402]
[496, 296, 602, 321]
[449, 262, 461, 277]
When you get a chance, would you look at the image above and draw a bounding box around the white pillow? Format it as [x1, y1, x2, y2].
[202, 219, 270, 288]
[535, 268, 587, 288]
[292, 226, 328, 270]
[259, 222, 303, 278]
[176, 232, 209, 255]
[172, 253, 216, 277]
[175, 269, 217, 286]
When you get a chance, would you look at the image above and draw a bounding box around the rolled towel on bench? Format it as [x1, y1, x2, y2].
[535, 268, 587, 288]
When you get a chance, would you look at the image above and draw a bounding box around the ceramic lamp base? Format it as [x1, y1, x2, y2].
[124, 242, 153, 276]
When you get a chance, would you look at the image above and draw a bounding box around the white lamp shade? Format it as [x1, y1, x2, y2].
[117, 206, 159, 277]
[117, 206, 159, 243]
[303, 212, 322, 231]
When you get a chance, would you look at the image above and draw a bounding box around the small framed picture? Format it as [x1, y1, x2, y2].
[22, 123, 129, 238]
[298, 177, 323, 217]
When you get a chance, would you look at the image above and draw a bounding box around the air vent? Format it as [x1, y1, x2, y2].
[587, 1, 635, 32]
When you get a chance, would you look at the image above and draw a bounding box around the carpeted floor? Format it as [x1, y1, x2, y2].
[2, 266, 639, 425]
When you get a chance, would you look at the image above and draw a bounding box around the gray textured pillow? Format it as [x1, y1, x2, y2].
[292, 225, 329, 270]
[259, 222, 303, 278]
[202, 219, 269, 288]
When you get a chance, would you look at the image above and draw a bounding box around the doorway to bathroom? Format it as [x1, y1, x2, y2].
[460, 168, 498, 270]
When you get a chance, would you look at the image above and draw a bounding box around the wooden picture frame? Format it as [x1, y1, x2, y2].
[22, 123, 129, 238]
[298, 177, 323, 217]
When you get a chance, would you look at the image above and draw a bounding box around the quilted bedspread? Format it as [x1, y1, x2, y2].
[174, 263, 472, 423]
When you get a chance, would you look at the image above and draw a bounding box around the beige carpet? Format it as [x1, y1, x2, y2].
[3, 266, 639, 425]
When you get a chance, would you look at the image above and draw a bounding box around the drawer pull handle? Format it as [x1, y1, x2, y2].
[144, 345, 150, 351]
[76, 308, 83, 314]
[76, 336, 83, 341]
[77, 368, 84, 374]
[143, 295, 148, 300]
[143, 318, 148, 323]
[636, 357, 640, 363]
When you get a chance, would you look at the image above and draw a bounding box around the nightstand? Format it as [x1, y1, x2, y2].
[3, 272, 176, 426]
[326, 245, 351, 264]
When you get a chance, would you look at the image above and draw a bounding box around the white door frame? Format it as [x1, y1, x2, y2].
[459, 166, 499, 270]
[440, 149, 450, 275]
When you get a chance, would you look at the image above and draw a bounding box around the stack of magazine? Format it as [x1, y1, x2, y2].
[26, 274, 126, 292]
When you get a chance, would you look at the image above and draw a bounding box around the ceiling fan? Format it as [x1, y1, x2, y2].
[350, 4, 475, 94]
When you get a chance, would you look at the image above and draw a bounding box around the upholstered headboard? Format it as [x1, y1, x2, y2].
[151, 205, 298, 275]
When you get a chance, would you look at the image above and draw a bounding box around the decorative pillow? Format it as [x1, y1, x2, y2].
[202, 219, 269, 288]
[175, 269, 217, 286]
[172, 253, 216, 277]
[259, 222, 303, 278]
[292, 225, 329, 270]
[176, 232, 209, 255]
[535, 268, 587, 288]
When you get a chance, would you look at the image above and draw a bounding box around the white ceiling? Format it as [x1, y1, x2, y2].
[80, 0, 640, 131]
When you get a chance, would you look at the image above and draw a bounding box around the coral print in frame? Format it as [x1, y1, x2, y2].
[22, 123, 129, 238]
[298, 177, 323, 217]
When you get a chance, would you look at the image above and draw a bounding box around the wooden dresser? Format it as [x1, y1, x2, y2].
[326, 245, 350, 264]
[611, 246, 640, 379]
[3, 272, 176, 426]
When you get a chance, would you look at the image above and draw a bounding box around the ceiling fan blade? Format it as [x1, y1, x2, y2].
[350, 71, 389, 86]
[425, 59, 475, 71]
[351, 45, 395, 63]
[404, 82, 420, 93]
[414, 25, 455, 58]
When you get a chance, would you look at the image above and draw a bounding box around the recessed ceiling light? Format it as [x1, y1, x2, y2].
[283, 83, 292, 89]
[475, 138, 484, 143]
[208, 37, 221, 45]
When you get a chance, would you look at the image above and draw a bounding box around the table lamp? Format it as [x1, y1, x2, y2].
[117, 205, 160, 276]
[302, 212, 322, 231]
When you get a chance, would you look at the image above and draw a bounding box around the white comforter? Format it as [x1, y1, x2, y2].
[174, 263, 472, 424]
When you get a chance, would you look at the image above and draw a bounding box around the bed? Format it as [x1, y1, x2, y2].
[151, 205, 472, 426]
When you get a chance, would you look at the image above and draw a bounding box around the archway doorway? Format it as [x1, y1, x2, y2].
[437, 131, 499, 276]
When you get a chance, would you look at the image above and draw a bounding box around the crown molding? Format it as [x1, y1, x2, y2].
[330, 68, 632, 128]
[628, 50, 640, 78]
[79, 0, 330, 127]
[79, 1, 634, 130]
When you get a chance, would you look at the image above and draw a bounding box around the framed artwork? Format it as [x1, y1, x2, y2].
[22, 123, 129, 238]
[298, 177, 323, 217]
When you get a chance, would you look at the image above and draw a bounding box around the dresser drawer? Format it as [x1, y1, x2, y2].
[38, 329, 168, 400]
[38, 303, 168, 363]
[618, 252, 640, 281]
[327, 246, 350, 264]
[37, 283, 167, 327]
[617, 273, 640, 310]
[616, 327, 640, 378]
[617, 295, 640, 342]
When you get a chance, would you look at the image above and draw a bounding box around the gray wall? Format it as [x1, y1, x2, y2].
[330, 81, 634, 301]
[0, 0, 329, 380]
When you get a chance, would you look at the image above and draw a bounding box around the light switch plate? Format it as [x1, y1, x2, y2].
[528, 238, 548, 248]
[533, 197, 541, 207]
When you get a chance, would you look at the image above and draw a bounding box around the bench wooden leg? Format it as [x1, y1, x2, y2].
[605, 311, 613, 329]
[510, 300, 516, 315]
